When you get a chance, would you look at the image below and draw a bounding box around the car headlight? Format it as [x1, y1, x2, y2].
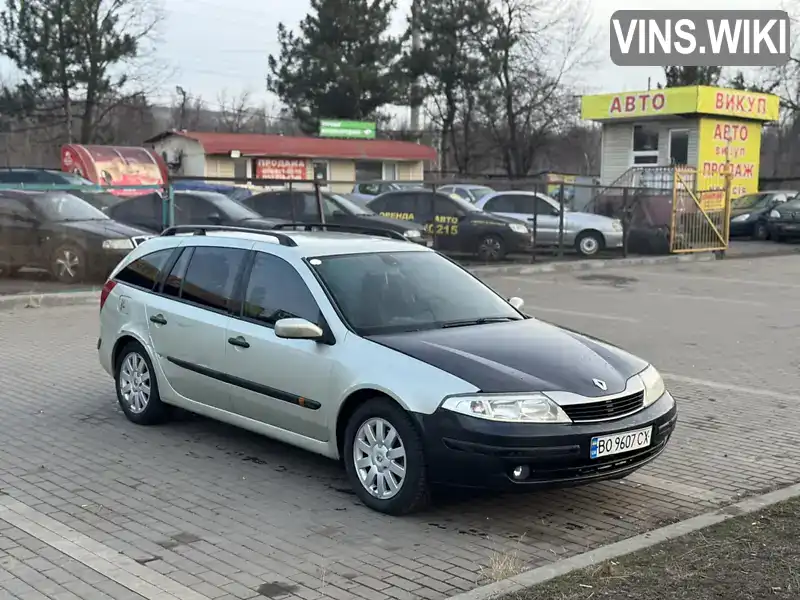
[441, 393, 572, 423]
[732, 213, 751, 222]
[769, 209, 781, 219]
[508, 223, 528, 234]
[404, 229, 421, 239]
[611, 220, 623, 231]
[639, 365, 666, 407]
[102, 238, 134, 250]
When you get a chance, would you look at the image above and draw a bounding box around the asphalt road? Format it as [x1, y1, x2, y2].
[0, 255, 799, 600]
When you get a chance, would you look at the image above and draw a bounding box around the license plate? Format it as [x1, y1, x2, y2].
[590, 426, 652, 459]
[785, 225, 798, 231]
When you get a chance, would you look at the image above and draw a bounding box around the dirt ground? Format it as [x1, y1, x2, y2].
[504, 496, 800, 600]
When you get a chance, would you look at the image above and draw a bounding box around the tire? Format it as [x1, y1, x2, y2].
[476, 234, 506, 262]
[575, 231, 604, 257]
[51, 243, 86, 283]
[753, 222, 769, 241]
[343, 398, 430, 515]
[114, 341, 168, 425]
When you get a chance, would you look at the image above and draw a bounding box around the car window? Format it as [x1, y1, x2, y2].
[174, 195, 218, 223]
[179, 247, 247, 312]
[452, 188, 471, 201]
[358, 183, 382, 196]
[310, 251, 522, 334]
[329, 193, 373, 215]
[161, 248, 193, 298]
[0, 171, 40, 184]
[470, 187, 494, 201]
[484, 194, 516, 213]
[0, 196, 36, 219]
[31, 193, 108, 221]
[242, 252, 321, 326]
[771, 193, 788, 203]
[115, 249, 174, 291]
[732, 193, 770, 209]
[434, 196, 461, 217]
[248, 192, 294, 219]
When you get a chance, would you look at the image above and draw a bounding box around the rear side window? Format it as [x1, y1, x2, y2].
[242, 252, 320, 326]
[161, 248, 193, 298]
[115, 249, 173, 290]
[180, 247, 247, 312]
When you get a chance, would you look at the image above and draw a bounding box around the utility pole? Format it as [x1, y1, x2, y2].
[410, 0, 421, 134]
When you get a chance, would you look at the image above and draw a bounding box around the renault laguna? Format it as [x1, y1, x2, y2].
[97, 224, 677, 515]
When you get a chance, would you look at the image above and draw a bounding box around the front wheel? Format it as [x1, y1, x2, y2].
[343, 398, 430, 515]
[51, 243, 86, 283]
[476, 234, 506, 262]
[753, 222, 769, 241]
[575, 231, 604, 257]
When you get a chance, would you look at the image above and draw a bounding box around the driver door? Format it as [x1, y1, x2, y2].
[174, 194, 221, 226]
[427, 195, 463, 252]
[0, 196, 40, 268]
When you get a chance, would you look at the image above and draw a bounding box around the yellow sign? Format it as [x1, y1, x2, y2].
[696, 117, 762, 210]
[696, 86, 780, 121]
[581, 86, 779, 122]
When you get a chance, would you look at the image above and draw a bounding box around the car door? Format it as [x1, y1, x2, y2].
[174, 194, 222, 225]
[517, 194, 561, 244]
[0, 196, 40, 267]
[224, 251, 333, 441]
[145, 243, 249, 412]
[109, 195, 162, 232]
[372, 192, 417, 223]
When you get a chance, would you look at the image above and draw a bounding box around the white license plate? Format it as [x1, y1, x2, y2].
[590, 426, 652, 459]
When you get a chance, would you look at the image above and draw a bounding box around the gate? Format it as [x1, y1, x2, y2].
[670, 167, 732, 253]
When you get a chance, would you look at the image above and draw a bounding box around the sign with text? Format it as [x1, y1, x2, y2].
[696, 87, 780, 121]
[319, 120, 376, 139]
[610, 10, 790, 67]
[696, 117, 761, 210]
[254, 158, 308, 181]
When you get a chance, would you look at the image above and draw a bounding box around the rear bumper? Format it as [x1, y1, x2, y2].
[412, 392, 677, 490]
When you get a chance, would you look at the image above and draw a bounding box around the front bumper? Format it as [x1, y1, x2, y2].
[604, 230, 624, 249]
[506, 232, 535, 253]
[413, 391, 677, 490]
[768, 221, 800, 238]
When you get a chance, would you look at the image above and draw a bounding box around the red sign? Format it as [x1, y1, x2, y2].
[254, 158, 307, 180]
[61, 144, 168, 196]
[609, 92, 666, 115]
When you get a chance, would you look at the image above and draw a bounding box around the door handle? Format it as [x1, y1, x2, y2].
[149, 314, 167, 325]
[228, 336, 250, 349]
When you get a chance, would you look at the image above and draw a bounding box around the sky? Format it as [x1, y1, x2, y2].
[0, 0, 791, 119]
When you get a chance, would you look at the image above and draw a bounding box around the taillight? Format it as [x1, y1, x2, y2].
[100, 280, 117, 311]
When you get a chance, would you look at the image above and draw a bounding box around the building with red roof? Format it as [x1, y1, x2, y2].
[145, 130, 437, 193]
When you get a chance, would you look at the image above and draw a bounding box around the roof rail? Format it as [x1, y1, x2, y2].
[160, 225, 298, 246]
[271, 222, 408, 241]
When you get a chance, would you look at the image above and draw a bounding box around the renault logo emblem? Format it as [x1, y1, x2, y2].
[593, 378, 608, 391]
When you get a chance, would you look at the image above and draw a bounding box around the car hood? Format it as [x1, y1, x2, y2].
[367, 318, 648, 397]
[474, 211, 527, 225]
[57, 219, 151, 238]
[361, 214, 425, 231]
[236, 217, 289, 228]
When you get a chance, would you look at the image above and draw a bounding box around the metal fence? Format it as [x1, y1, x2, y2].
[0, 173, 691, 290]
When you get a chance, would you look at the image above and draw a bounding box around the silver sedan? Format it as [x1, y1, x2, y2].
[474, 191, 623, 256]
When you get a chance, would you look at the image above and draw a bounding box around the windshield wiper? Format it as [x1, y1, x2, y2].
[441, 316, 518, 329]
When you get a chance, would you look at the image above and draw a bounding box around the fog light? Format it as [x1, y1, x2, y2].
[512, 465, 530, 480]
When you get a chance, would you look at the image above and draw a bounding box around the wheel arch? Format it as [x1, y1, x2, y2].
[111, 332, 153, 373]
[576, 228, 606, 248]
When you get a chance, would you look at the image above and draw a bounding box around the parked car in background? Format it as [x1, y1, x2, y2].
[730, 190, 796, 240]
[474, 191, 623, 257]
[172, 180, 255, 202]
[351, 181, 426, 202]
[240, 190, 432, 245]
[0, 190, 151, 283]
[367, 189, 531, 261]
[0, 167, 130, 211]
[436, 184, 495, 203]
[106, 191, 285, 233]
[767, 196, 800, 242]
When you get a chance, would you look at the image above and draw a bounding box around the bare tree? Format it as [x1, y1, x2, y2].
[215, 91, 257, 133]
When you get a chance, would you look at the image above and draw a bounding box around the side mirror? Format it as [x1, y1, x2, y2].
[274, 318, 324, 341]
[509, 297, 524, 310]
[208, 213, 223, 224]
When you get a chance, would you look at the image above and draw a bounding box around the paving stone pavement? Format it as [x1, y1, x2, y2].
[1, 255, 799, 599]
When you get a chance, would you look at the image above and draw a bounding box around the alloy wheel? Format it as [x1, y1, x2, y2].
[353, 417, 407, 500]
[55, 249, 80, 280]
[119, 352, 151, 414]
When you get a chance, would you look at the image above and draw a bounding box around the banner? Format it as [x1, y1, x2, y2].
[254, 158, 308, 180]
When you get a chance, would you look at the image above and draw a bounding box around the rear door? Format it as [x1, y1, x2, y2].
[225, 251, 333, 441]
[0, 196, 40, 267]
[144, 243, 250, 411]
[246, 192, 294, 220]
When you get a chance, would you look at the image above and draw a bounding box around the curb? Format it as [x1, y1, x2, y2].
[444, 481, 800, 600]
[0, 290, 100, 311]
[467, 251, 718, 276]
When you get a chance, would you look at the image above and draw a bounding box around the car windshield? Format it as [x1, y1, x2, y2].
[206, 194, 262, 220]
[49, 171, 96, 186]
[732, 193, 771, 209]
[469, 187, 494, 201]
[328, 193, 373, 215]
[448, 194, 481, 212]
[32, 192, 109, 221]
[309, 251, 523, 335]
[781, 198, 800, 210]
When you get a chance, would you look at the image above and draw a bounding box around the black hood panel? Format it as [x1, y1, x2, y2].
[60, 219, 150, 238]
[368, 319, 648, 396]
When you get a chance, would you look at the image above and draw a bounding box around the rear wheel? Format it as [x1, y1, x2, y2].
[753, 222, 769, 241]
[51, 243, 86, 283]
[114, 341, 168, 425]
[343, 398, 430, 515]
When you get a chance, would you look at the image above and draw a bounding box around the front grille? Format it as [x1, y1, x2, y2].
[561, 391, 644, 422]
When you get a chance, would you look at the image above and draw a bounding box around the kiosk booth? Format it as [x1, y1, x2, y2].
[580, 86, 780, 252]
